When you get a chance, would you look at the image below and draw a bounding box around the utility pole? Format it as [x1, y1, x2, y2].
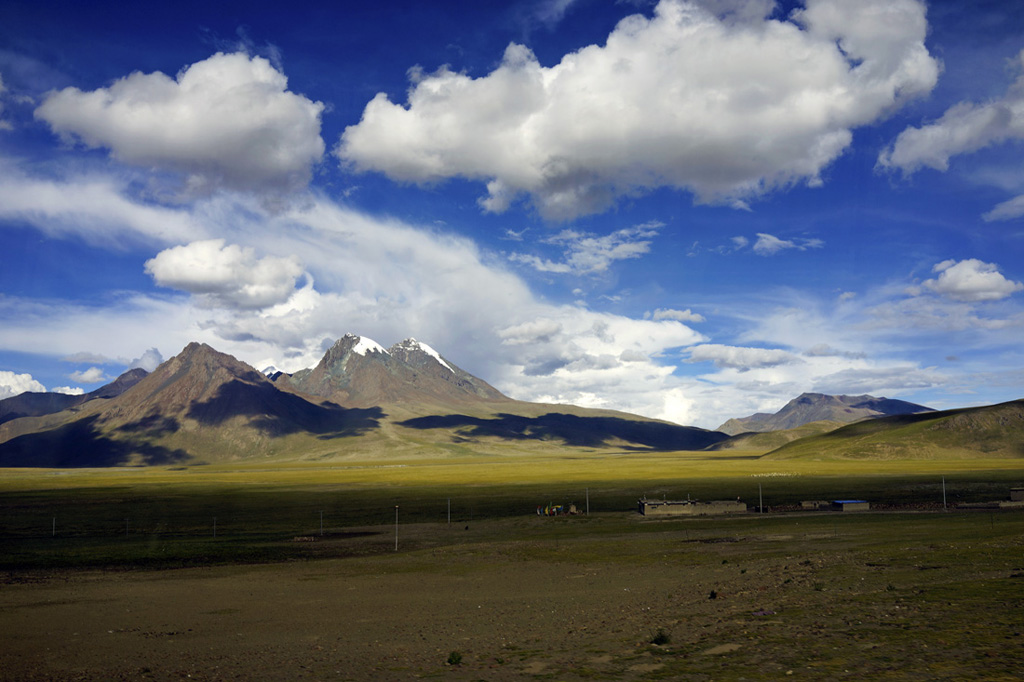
[759, 483, 763, 514]
[320, 510, 324, 536]
[586, 488, 590, 515]
[942, 477, 947, 511]
[394, 505, 399, 552]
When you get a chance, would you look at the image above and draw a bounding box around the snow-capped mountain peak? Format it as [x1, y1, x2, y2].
[394, 338, 453, 373]
[346, 334, 388, 357]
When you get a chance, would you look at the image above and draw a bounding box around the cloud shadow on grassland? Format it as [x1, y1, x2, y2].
[398, 412, 728, 451]
[0, 415, 189, 467]
[186, 380, 384, 438]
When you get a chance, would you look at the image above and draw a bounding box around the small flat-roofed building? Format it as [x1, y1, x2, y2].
[638, 499, 746, 516]
[801, 500, 831, 510]
[832, 499, 869, 511]
[1011, 488, 1024, 502]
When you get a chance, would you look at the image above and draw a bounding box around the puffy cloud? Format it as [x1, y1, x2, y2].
[145, 239, 306, 309]
[880, 49, 1024, 175]
[0, 370, 46, 399]
[752, 233, 824, 256]
[51, 386, 85, 396]
[338, 0, 938, 220]
[35, 52, 324, 196]
[687, 343, 802, 370]
[128, 348, 164, 372]
[509, 222, 660, 274]
[648, 308, 706, 323]
[922, 259, 1023, 303]
[69, 367, 108, 384]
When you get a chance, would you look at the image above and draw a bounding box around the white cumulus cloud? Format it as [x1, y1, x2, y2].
[0, 370, 46, 399]
[128, 348, 164, 372]
[648, 308, 706, 323]
[922, 259, 1024, 303]
[69, 367, 108, 384]
[338, 0, 938, 220]
[145, 239, 306, 310]
[35, 52, 325, 196]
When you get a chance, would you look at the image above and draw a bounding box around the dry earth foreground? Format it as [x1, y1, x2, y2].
[3, 510, 1024, 681]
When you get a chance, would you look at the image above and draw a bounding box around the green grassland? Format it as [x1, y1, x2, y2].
[767, 399, 1024, 460]
[3, 451, 1024, 679]
[2, 451, 1023, 571]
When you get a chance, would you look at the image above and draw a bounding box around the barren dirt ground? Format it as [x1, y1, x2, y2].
[2, 514, 1023, 680]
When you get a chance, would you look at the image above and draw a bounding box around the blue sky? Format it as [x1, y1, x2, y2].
[1, 0, 1023, 429]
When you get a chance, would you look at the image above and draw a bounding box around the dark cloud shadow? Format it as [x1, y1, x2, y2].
[186, 380, 383, 438]
[0, 415, 189, 468]
[398, 412, 728, 451]
[118, 413, 180, 435]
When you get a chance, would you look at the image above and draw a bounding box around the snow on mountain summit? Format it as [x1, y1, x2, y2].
[393, 338, 453, 373]
[345, 334, 388, 357]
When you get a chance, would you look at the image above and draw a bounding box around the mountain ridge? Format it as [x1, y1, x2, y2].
[0, 337, 727, 466]
[717, 392, 933, 435]
[762, 399, 1024, 460]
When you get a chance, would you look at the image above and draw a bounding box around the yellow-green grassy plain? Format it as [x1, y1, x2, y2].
[4, 448, 1024, 489]
[3, 449, 1024, 680]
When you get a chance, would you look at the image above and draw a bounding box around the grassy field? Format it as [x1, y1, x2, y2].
[2, 451, 1023, 570]
[2, 452, 1024, 679]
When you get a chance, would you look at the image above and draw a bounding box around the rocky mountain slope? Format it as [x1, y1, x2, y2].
[279, 335, 508, 414]
[0, 337, 727, 466]
[717, 392, 933, 436]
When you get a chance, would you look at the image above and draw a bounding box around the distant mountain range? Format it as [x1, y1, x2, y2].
[762, 399, 1024, 460]
[716, 392, 933, 436]
[0, 336, 726, 467]
[2, 340, 1018, 467]
[0, 368, 147, 426]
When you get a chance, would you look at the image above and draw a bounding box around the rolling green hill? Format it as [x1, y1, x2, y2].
[763, 399, 1024, 460]
[708, 419, 846, 452]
